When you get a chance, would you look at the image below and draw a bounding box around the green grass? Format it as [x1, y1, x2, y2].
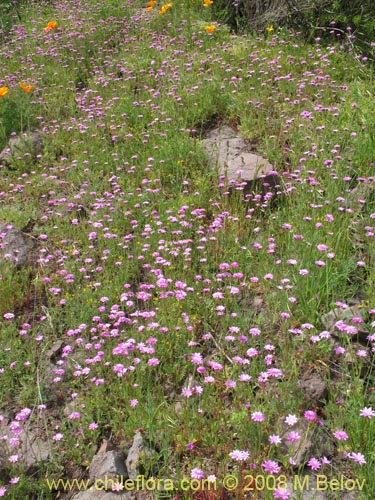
[1, 0, 375, 498]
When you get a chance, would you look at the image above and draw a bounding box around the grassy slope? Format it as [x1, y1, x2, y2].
[1, 0, 375, 498]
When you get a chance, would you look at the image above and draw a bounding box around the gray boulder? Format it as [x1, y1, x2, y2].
[0, 130, 43, 166]
[0, 223, 37, 268]
[202, 125, 280, 193]
[89, 440, 127, 487]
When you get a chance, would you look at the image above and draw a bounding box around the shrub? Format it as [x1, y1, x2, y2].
[214, 0, 375, 58]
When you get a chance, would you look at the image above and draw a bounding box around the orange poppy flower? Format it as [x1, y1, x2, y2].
[203, 0, 213, 6]
[205, 25, 216, 33]
[159, 2, 172, 14]
[19, 82, 34, 93]
[0, 87, 9, 98]
[44, 21, 58, 32]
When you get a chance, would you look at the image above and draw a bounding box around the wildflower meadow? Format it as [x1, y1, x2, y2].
[1, 0, 375, 498]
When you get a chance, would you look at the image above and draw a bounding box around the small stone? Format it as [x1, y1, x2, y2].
[281, 420, 333, 467]
[321, 306, 369, 343]
[345, 180, 375, 212]
[18, 430, 50, 469]
[126, 432, 150, 480]
[174, 401, 183, 414]
[334, 342, 372, 378]
[0, 130, 43, 166]
[297, 372, 328, 406]
[72, 490, 133, 500]
[286, 475, 329, 500]
[89, 443, 127, 487]
[98, 440, 116, 454]
[0, 223, 37, 268]
[46, 340, 63, 360]
[252, 295, 264, 309]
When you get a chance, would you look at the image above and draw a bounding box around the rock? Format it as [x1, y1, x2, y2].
[281, 420, 334, 467]
[333, 342, 372, 378]
[46, 340, 63, 360]
[71, 482, 154, 500]
[0, 223, 37, 268]
[286, 475, 329, 499]
[345, 180, 375, 212]
[22, 431, 50, 468]
[202, 125, 279, 191]
[174, 401, 183, 415]
[287, 473, 361, 499]
[72, 490, 133, 500]
[0, 130, 43, 166]
[0, 422, 50, 470]
[89, 440, 127, 487]
[182, 375, 200, 392]
[320, 306, 369, 343]
[297, 372, 328, 406]
[126, 432, 149, 480]
[252, 294, 265, 311]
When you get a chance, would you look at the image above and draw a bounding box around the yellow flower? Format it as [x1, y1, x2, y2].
[19, 82, 34, 93]
[203, 0, 213, 6]
[205, 25, 216, 33]
[44, 21, 58, 32]
[0, 86, 9, 98]
[266, 25, 274, 32]
[159, 2, 172, 14]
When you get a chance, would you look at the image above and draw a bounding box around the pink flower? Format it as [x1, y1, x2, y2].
[262, 460, 281, 474]
[246, 348, 259, 357]
[191, 352, 203, 364]
[285, 414, 298, 426]
[148, 358, 160, 366]
[182, 388, 193, 398]
[348, 452, 366, 465]
[269, 434, 282, 445]
[208, 361, 223, 371]
[286, 431, 301, 442]
[356, 350, 367, 358]
[0, 487, 6, 497]
[273, 487, 291, 499]
[190, 468, 204, 479]
[304, 410, 317, 421]
[15, 408, 31, 421]
[307, 457, 321, 470]
[53, 433, 64, 441]
[69, 412, 81, 420]
[130, 399, 138, 407]
[333, 430, 348, 441]
[249, 327, 261, 336]
[229, 449, 250, 461]
[251, 411, 265, 422]
[360, 407, 375, 419]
